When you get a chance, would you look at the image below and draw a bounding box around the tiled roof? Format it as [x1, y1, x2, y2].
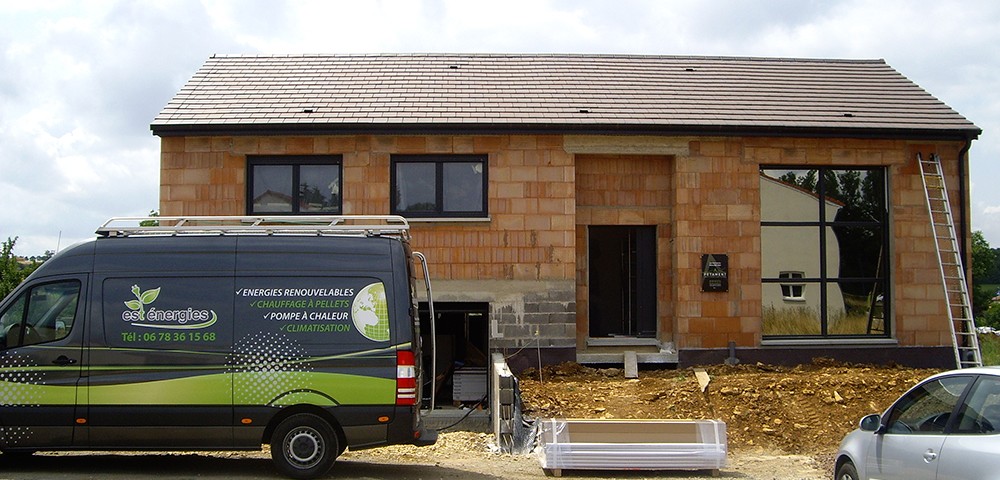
[151, 54, 980, 139]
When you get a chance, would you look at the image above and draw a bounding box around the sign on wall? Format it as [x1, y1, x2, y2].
[701, 254, 729, 292]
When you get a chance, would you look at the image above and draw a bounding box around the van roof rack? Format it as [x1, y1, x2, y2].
[96, 215, 410, 239]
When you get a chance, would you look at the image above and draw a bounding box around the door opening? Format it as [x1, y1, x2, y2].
[418, 302, 489, 408]
[588, 226, 656, 338]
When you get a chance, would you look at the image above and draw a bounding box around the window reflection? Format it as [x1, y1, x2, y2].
[762, 283, 821, 335]
[443, 163, 484, 212]
[252, 165, 293, 213]
[395, 163, 437, 213]
[299, 165, 341, 213]
[760, 167, 887, 338]
[760, 170, 818, 222]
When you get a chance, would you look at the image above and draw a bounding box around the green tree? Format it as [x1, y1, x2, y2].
[973, 231, 1000, 327]
[1, 237, 39, 299]
[139, 210, 160, 227]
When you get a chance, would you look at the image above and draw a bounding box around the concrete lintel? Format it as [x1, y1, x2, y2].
[563, 135, 691, 156]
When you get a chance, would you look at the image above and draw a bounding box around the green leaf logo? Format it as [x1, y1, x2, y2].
[139, 288, 160, 304]
[125, 284, 160, 320]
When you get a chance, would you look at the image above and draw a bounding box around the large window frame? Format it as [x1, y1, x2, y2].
[391, 154, 488, 218]
[247, 155, 343, 215]
[760, 166, 889, 338]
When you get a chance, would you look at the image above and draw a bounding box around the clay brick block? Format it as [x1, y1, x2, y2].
[285, 137, 314, 154]
[259, 138, 286, 154]
[473, 136, 504, 151]
[701, 205, 728, 221]
[509, 136, 537, 150]
[232, 137, 260, 154]
[453, 136, 475, 153]
[397, 136, 427, 152]
[185, 137, 212, 153]
[320, 136, 357, 153]
[426, 136, 453, 153]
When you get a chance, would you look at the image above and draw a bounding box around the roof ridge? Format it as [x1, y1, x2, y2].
[207, 53, 887, 65]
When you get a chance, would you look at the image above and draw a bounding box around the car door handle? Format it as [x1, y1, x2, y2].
[53, 355, 77, 366]
[923, 449, 938, 463]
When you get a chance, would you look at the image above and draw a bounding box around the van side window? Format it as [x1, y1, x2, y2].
[0, 280, 80, 349]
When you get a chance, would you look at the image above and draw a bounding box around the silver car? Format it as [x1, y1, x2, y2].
[835, 367, 1000, 480]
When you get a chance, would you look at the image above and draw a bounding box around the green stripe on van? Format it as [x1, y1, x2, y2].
[88, 373, 233, 405]
[83, 372, 394, 406]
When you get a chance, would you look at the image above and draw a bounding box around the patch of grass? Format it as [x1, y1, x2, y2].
[763, 305, 877, 335]
[979, 333, 1000, 366]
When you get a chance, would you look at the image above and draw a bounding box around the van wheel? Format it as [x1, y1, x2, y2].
[270, 414, 338, 479]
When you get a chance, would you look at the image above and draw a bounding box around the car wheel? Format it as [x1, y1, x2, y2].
[270, 413, 338, 479]
[836, 460, 859, 480]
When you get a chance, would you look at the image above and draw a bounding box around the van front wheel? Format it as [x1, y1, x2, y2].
[270, 414, 338, 479]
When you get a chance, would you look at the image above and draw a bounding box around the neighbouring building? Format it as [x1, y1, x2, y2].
[151, 54, 981, 395]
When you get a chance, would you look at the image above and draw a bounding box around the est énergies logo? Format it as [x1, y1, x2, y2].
[122, 284, 217, 329]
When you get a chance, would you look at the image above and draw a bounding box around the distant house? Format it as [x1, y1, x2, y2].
[759, 173, 845, 324]
[152, 54, 980, 374]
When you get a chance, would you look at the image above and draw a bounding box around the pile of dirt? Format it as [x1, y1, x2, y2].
[517, 359, 941, 455]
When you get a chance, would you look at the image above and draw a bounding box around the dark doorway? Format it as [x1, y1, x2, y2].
[418, 302, 489, 407]
[588, 226, 656, 338]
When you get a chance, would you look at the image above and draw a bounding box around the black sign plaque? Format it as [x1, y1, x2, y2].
[701, 254, 729, 292]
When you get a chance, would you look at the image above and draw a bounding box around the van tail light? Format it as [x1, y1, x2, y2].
[396, 350, 417, 406]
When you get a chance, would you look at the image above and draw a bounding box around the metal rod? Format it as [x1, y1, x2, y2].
[413, 251, 437, 412]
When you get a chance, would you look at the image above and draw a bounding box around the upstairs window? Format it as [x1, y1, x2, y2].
[247, 156, 342, 215]
[391, 155, 487, 218]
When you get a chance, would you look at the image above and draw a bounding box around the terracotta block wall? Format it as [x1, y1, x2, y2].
[575, 154, 673, 348]
[673, 139, 760, 349]
[160, 134, 576, 282]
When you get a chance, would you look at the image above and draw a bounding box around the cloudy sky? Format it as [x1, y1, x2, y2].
[1, 0, 999, 256]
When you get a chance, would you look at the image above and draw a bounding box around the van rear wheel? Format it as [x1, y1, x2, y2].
[270, 413, 338, 479]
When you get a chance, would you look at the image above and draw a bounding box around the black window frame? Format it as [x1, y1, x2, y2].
[390, 154, 488, 218]
[760, 166, 889, 338]
[246, 155, 343, 216]
[0, 279, 81, 349]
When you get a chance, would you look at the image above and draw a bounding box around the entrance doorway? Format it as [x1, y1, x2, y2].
[588, 226, 656, 338]
[418, 302, 489, 407]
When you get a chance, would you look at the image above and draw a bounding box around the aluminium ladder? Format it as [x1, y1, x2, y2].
[919, 153, 982, 368]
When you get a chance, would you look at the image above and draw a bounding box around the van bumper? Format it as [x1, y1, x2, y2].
[383, 407, 437, 447]
[412, 424, 437, 446]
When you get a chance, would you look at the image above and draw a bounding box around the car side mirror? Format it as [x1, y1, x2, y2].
[860, 414, 882, 433]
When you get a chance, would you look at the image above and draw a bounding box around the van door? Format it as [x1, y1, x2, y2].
[0, 278, 85, 449]
[84, 276, 234, 448]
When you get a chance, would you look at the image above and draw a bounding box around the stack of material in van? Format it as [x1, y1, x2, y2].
[537, 418, 727, 477]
